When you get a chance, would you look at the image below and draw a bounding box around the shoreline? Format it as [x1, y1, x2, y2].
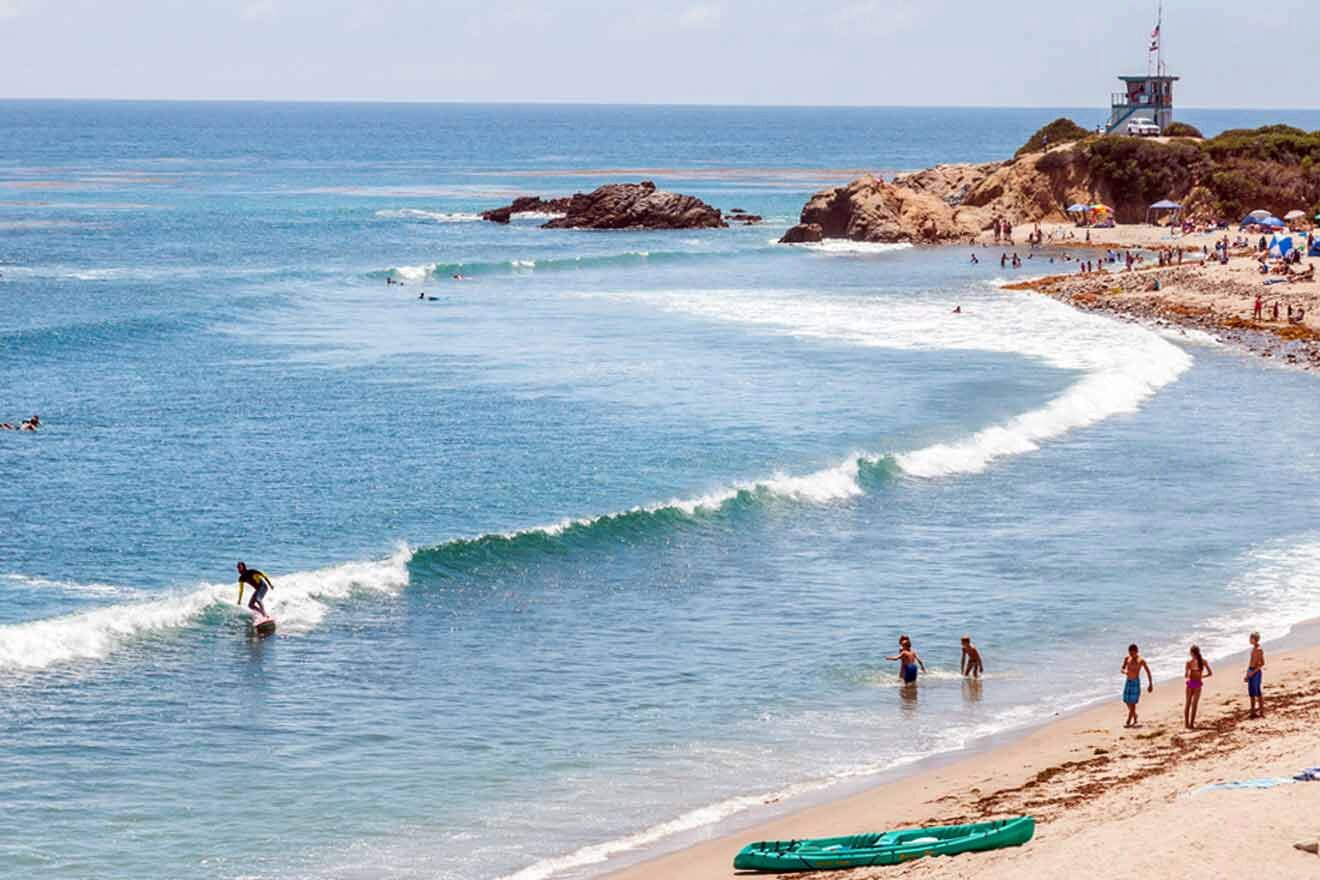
[986, 222, 1320, 372]
[606, 620, 1320, 879]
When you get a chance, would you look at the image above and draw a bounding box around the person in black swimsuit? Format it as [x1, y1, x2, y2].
[236, 562, 274, 617]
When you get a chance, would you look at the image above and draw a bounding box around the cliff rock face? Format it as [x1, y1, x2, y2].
[483, 182, 726, 230]
[781, 145, 1101, 245]
[780, 176, 974, 245]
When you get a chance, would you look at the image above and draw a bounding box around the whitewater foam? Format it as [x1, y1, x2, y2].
[628, 284, 1193, 478]
[788, 240, 915, 255]
[0, 548, 412, 672]
[375, 208, 482, 223]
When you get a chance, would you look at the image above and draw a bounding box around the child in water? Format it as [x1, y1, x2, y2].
[960, 635, 983, 678]
[1184, 644, 1212, 729]
[1121, 643, 1154, 728]
[886, 635, 926, 686]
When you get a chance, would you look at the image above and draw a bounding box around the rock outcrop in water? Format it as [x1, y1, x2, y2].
[482, 182, 726, 229]
[480, 195, 573, 224]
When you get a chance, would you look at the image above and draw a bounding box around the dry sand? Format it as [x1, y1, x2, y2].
[610, 643, 1320, 880]
[988, 222, 1320, 370]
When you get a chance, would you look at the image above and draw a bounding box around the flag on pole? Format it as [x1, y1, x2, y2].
[1149, 24, 1160, 52]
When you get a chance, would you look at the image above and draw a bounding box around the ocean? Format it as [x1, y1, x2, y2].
[3, 102, 1320, 880]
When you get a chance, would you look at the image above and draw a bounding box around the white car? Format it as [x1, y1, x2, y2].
[1126, 117, 1161, 136]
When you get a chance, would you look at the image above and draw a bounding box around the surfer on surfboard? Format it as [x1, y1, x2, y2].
[236, 562, 274, 618]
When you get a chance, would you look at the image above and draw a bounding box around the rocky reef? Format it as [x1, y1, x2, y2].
[482, 182, 726, 230]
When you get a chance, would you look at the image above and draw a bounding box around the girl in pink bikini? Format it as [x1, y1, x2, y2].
[1184, 644, 1213, 729]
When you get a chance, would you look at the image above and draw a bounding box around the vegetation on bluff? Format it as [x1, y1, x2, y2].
[1018, 121, 1320, 222]
[1015, 118, 1093, 157]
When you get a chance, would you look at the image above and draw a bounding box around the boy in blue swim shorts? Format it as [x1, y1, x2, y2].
[1121, 643, 1153, 728]
[1245, 632, 1266, 718]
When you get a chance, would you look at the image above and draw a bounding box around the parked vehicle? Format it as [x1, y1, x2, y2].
[1126, 117, 1161, 136]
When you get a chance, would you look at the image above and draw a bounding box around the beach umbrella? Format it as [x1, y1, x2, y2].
[1260, 217, 1286, 228]
[1285, 210, 1307, 220]
[1248, 209, 1273, 219]
[1066, 204, 1088, 213]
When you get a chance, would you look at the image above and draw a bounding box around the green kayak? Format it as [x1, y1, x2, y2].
[732, 816, 1035, 872]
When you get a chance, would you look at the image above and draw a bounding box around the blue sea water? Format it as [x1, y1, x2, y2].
[3, 102, 1320, 880]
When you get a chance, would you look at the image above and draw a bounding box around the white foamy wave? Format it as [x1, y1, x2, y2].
[626, 285, 1192, 479]
[512, 211, 567, 220]
[1153, 538, 1320, 673]
[789, 240, 915, 255]
[0, 548, 412, 672]
[374, 208, 482, 223]
[388, 263, 434, 283]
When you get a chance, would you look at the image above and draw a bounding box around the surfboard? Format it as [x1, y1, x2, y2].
[252, 615, 277, 637]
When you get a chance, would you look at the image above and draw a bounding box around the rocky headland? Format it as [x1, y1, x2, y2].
[780, 122, 1320, 247]
[482, 181, 726, 229]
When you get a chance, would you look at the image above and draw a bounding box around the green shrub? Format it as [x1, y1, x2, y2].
[1087, 137, 1209, 212]
[1163, 121, 1203, 138]
[1017, 118, 1091, 157]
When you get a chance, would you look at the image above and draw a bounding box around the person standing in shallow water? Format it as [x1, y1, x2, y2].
[1184, 645, 1212, 729]
[1121, 643, 1153, 727]
[887, 635, 926, 686]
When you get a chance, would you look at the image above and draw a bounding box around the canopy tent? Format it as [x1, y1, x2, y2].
[1146, 199, 1183, 225]
[1269, 235, 1294, 257]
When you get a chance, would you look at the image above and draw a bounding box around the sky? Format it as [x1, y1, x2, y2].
[0, 0, 1314, 107]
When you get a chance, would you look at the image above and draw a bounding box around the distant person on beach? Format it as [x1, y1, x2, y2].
[1184, 645, 1212, 729]
[887, 635, 926, 686]
[970, 253, 978, 264]
[236, 561, 274, 618]
[1245, 632, 1266, 718]
[20, 415, 39, 431]
[960, 635, 983, 678]
[1121, 643, 1153, 727]
[1254, 294, 1264, 320]
[952, 305, 962, 314]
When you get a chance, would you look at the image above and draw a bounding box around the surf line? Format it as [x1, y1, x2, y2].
[0, 316, 1194, 676]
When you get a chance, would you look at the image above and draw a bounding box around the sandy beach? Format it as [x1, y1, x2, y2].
[988, 222, 1320, 370]
[611, 638, 1320, 880]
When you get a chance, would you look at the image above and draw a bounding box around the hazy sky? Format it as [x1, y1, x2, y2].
[0, 0, 1313, 107]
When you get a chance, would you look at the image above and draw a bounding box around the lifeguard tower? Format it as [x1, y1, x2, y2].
[1107, 75, 1178, 134]
[1105, 2, 1178, 134]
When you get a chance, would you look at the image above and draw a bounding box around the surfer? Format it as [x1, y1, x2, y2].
[236, 561, 274, 618]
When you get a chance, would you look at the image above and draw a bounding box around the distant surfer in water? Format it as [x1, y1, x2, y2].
[236, 561, 274, 618]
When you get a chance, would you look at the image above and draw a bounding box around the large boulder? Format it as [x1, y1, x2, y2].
[780, 222, 824, 243]
[780, 176, 973, 244]
[483, 182, 726, 230]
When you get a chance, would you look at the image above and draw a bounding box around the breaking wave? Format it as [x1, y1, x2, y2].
[0, 549, 412, 673]
[378, 249, 721, 282]
[374, 208, 482, 223]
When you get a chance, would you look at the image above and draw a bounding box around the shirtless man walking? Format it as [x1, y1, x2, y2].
[1121, 643, 1153, 728]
